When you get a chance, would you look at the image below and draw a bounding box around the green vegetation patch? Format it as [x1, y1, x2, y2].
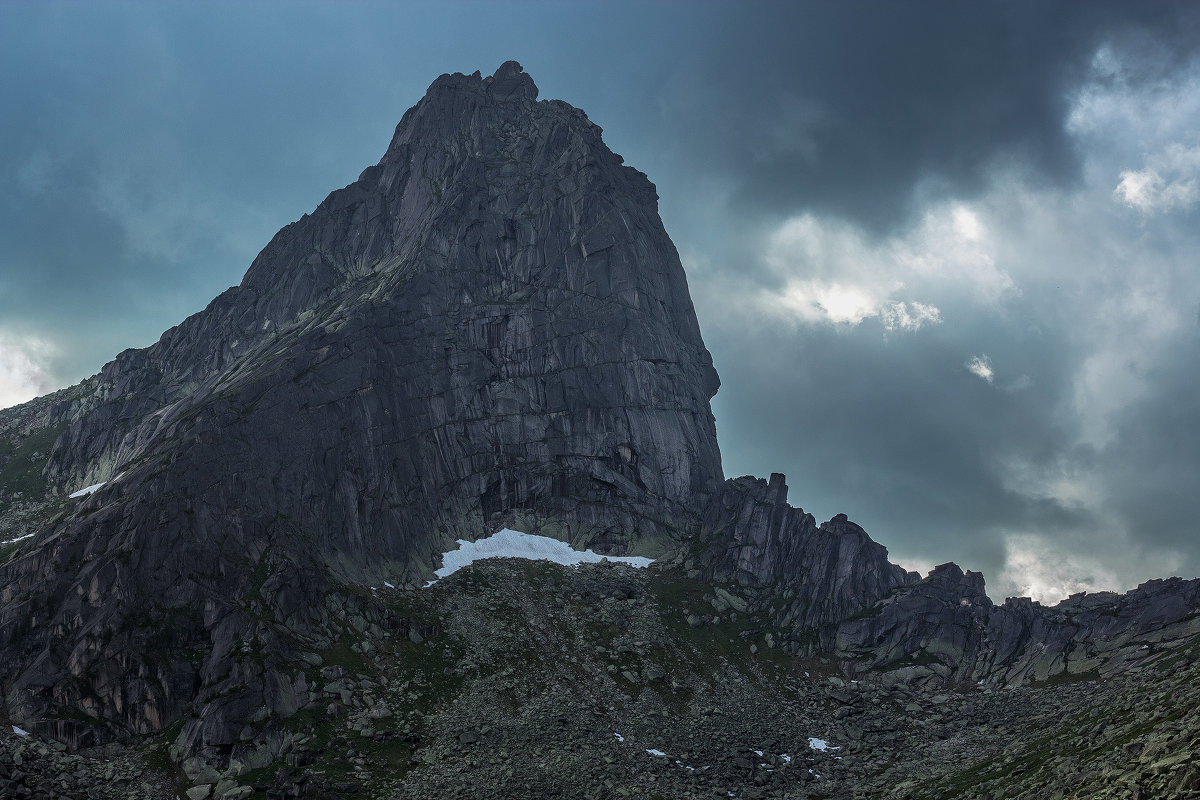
[648, 570, 795, 687]
[0, 422, 68, 510]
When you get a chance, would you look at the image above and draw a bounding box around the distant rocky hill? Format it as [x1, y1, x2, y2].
[1, 63, 1197, 800]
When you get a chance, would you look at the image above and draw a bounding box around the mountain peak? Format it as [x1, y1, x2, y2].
[416, 60, 538, 110]
[485, 59, 537, 101]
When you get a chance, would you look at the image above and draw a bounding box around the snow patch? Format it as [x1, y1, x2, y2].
[68, 473, 122, 499]
[12, 726, 29, 736]
[646, 748, 667, 757]
[1, 532, 36, 546]
[425, 528, 654, 586]
[613, 733, 625, 742]
[808, 738, 839, 752]
[68, 481, 106, 498]
[383, 581, 395, 588]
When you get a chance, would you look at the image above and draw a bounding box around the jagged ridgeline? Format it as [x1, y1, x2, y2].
[2, 63, 1199, 800]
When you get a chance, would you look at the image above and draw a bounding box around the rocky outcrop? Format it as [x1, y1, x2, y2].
[690, 474, 1199, 689]
[835, 562, 1200, 688]
[694, 474, 917, 631]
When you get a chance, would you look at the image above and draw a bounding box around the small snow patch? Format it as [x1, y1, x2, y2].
[808, 738, 839, 752]
[383, 581, 395, 588]
[613, 733, 625, 742]
[425, 528, 654, 586]
[781, 754, 792, 763]
[69, 481, 106, 498]
[1, 532, 36, 546]
[646, 748, 667, 757]
[12, 726, 29, 736]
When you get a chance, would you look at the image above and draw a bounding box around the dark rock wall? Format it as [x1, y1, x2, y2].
[696, 474, 917, 631]
[0, 62, 723, 742]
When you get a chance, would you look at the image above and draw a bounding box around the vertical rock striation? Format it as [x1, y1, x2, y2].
[694, 474, 917, 631]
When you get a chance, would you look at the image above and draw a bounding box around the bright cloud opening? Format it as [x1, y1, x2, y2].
[1114, 143, 1200, 214]
[0, 336, 55, 410]
[759, 201, 1012, 333]
[997, 533, 1124, 603]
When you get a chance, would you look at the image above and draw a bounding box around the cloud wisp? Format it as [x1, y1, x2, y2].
[965, 355, 994, 385]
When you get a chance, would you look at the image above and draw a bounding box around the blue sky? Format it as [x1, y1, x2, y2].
[3, 0, 1200, 601]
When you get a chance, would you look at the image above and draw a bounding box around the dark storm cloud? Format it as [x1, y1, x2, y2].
[708, 307, 1093, 583]
[654, 1, 1200, 234]
[645, 1, 1200, 598]
[1100, 338, 1200, 561]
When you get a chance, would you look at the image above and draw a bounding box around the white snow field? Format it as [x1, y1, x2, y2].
[425, 528, 654, 586]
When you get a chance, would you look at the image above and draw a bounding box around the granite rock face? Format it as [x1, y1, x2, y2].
[0, 62, 724, 746]
[694, 474, 917, 630]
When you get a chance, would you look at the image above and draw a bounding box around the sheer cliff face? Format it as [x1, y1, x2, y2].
[0, 62, 722, 738]
[22, 60, 722, 561]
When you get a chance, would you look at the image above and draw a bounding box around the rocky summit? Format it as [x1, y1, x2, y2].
[1, 62, 1197, 800]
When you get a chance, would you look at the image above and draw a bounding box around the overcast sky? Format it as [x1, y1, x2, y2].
[3, 1, 1199, 602]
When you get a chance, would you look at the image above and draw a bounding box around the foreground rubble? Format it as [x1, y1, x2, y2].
[6, 558, 1197, 799]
